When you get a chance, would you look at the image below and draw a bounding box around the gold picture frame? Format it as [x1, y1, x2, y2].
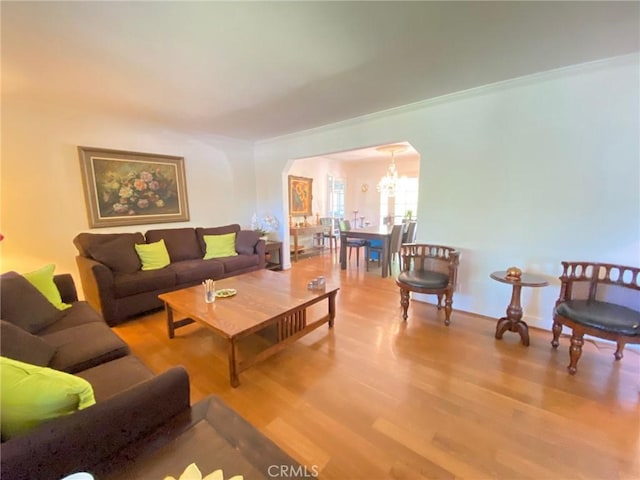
[288, 175, 313, 217]
[78, 146, 190, 228]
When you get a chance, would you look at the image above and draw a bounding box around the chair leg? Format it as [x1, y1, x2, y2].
[356, 247, 360, 268]
[436, 294, 443, 310]
[443, 292, 453, 326]
[614, 341, 625, 360]
[568, 331, 584, 375]
[400, 288, 410, 320]
[551, 320, 562, 348]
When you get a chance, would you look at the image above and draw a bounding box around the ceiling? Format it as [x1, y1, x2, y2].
[2, 2, 638, 143]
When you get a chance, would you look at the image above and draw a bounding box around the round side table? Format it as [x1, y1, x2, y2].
[490, 271, 548, 346]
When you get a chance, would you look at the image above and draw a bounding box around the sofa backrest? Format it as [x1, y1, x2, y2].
[195, 224, 241, 255]
[73, 233, 145, 275]
[145, 228, 201, 262]
[73, 232, 144, 258]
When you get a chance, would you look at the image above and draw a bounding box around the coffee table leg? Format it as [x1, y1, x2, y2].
[166, 304, 175, 339]
[328, 291, 336, 328]
[228, 338, 240, 388]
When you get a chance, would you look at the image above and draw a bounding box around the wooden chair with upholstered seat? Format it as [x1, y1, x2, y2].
[339, 220, 368, 268]
[396, 244, 460, 325]
[321, 217, 339, 251]
[551, 261, 640, 374]
[366, 224, 403, 273]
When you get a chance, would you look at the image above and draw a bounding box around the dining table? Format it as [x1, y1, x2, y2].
[339, 224, 394, 278]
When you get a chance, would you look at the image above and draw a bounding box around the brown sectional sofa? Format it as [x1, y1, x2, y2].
[73, 224, 266, 326]
[1, 272, 305, 480]
[0, 272, 191, 480]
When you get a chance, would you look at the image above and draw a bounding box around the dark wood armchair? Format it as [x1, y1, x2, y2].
[552, 261, 640, 374]
[396, 244, 460, 325]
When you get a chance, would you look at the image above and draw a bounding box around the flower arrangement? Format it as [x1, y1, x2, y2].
[99, 168, 177, 217]
[250, 214, 279, 237]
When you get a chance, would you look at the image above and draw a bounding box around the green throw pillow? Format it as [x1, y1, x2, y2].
[23, 264, 71, 310]
[203, 233, 238, 259]
[135, 239, 171, 270]
[0, 356, 96, 440]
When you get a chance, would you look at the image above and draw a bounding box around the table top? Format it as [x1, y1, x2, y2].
[490, 271, 549, 287]
[340, 224, 393, 238]
[158, 269, 338, 338]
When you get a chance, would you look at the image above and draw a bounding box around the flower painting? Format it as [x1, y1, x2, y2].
[79, 147, 189, 228]
[288, 175, 313, 217]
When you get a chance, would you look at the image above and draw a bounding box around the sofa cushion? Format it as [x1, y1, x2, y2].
[196, 225, 241, 256]
[112, 269, 177, 298]
[169, 259, 225, 285]
[217, 254, 261, 274]
[145, 228, 202, 262]
[37, 302, 105, 335]
[203, 233, 238, 260]
[74, 232, 145, 259]
[135, 239, 171, 271]
[75, 355, 154, 402]
[42, 322, 130, 373]
[0, 271, 65, 334]
[236, 230, 260, 255]
[0, 320, 56, 367]
[86, 235, 142, 273]
[0, 356, 95, 441]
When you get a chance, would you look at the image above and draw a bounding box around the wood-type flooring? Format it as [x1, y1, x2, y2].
[113, 251, 640, 480]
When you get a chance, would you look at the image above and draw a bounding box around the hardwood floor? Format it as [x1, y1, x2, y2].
[113, 251, 640, 480]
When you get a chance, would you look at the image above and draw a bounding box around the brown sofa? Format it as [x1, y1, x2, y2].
[74, 224, 266, 326]
[0, 272, 191, 480]
[1, 272, 305, 480]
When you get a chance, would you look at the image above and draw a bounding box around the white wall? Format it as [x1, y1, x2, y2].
[255, 54, 640, 330]
[1, 98, 256, 288]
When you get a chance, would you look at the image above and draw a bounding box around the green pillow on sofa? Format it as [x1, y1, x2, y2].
[0, 271, 65, 333]
[203, 233, 238, 259]
[135, 239, 171, 270]
[23, 264, 71, 310]
[0, 356, 96, 440]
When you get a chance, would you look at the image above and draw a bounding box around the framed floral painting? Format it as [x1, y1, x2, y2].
[78, 146, 190, 228]
[288, 175, 313, 217]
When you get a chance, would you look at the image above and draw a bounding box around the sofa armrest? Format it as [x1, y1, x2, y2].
[255, 239, 266, 266]
[53, 273, 78, 303]
[0, 366, 191, 480]
[75, 255, 117, 324]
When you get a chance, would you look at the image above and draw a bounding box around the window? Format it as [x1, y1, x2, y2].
[327, 175, 345, 219]
[379, 177, 418, 224]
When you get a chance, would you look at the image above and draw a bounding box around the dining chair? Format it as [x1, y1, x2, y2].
[339, 220, 368, 268]
[320, 217, 338, 251]
[366, 224, 403, 273]
[403, 221, 417, 244]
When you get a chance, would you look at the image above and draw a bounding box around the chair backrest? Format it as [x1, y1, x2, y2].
[320, 217, 332, 226]
[400, 244, 460, 287]
[405, 222, 417, 244]
[390, 224, 403, 258]
[339, 220, 352, 232]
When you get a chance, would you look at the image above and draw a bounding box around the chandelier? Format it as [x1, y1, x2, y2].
[376, 144, 406, 197]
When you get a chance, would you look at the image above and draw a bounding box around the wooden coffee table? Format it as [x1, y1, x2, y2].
[159, 269, 339, 387]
